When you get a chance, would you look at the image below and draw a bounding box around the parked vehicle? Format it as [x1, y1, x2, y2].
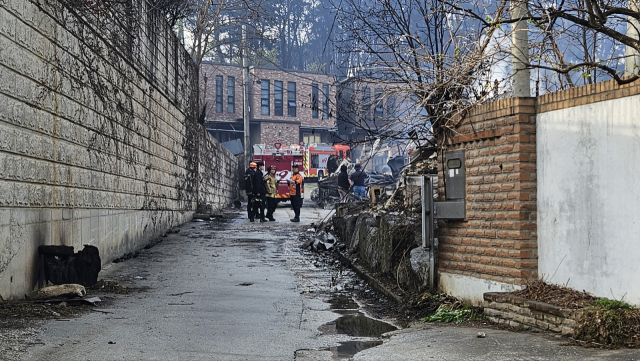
[303, 143, 351, 180]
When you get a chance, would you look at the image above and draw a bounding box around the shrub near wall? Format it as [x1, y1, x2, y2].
[0, 0, 237, 299]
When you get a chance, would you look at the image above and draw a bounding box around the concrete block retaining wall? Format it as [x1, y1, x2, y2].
[0, 0, 238, 299]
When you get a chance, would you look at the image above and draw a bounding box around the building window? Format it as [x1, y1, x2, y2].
[274, 81, 283, 116]
[303, 133, 321, 146]
[387, 96, 396, 119]
[227, 76, 235, 113]
[261, 79, 270, 115]
[322, 84, 329, 119]
[287, 82, 296, 117]
[374, 88, 383, 120]
[361, 87, 370, 122]
[215, 75, 223, 113]
[311, 84, 319, 118]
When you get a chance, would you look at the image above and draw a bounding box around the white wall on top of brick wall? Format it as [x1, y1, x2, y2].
[537, 93, 640, 305]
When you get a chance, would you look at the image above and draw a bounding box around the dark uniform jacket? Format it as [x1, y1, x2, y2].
[244, 168, 255, 194]
[338, 171, 349, 190]
[252, 169, 267, 195]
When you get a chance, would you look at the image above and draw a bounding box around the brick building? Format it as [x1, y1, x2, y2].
[200, 63, 337, 150]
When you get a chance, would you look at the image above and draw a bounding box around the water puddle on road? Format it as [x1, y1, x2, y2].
[324, 340, 384, 359]
[326, 294, 359, 310]
[318, 294, 398, 358]
[318, 312, 398, 337]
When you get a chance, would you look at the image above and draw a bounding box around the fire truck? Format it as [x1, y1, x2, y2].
[252, 143, 305, 202]
[303, 143, 351, 179]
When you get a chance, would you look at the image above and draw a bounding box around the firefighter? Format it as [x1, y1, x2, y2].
[287, 164, 304, 222]
[244, 162, 257, 221]
[264, 165, 278, 221]
[252, 162, 268, 222]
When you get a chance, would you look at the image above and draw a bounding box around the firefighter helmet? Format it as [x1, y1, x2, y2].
[249, 162, 257, 168]
[269, 165, 277, 171]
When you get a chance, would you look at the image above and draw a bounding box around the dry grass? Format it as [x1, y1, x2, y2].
[511, 279, 597, 309]
[573, 298, 640, 349]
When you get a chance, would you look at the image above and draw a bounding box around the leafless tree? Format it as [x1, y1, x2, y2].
[330, 0, 508, 148]
[149, 0, 192, 27]
[454, 0, 640, 91]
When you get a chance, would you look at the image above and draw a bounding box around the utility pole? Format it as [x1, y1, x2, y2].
[626, 0, 640, 77]
[511, 0, 531, 97]
[242, 24, 251, 167]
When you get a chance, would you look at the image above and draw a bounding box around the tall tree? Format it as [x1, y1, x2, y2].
[330, 0, 506, 146]
[169, 0, 271, 68]
[455, 0, 640, 89]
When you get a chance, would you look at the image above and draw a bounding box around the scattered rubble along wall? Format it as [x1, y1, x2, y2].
[0, 0, 238, 299]
[333, 211, 425, 294]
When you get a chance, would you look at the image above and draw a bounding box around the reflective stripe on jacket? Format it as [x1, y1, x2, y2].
[289, 173, 304, 197]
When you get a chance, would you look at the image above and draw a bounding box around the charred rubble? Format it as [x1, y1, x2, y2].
[308, 147, 439, 300]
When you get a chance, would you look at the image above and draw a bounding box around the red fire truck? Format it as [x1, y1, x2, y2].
[303, 143, 351, 179]
[252, 143, 305, 202]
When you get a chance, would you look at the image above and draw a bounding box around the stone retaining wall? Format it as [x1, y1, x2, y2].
[483, 292, 581, 335]
[332, 207, 427, 294]
[0, 0, 238, 299]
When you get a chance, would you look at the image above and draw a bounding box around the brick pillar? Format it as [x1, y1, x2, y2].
[437, 97, 537, 302]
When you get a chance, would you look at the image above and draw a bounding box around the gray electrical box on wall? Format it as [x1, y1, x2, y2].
[435, 150, 466, 220]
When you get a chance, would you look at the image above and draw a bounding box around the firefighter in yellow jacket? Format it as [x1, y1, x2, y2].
[287, 164, 304, 222]
[264, 165, 278, 221]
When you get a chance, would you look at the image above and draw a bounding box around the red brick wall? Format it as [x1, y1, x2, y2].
[438, 98, 538, 286]
[536, 77, 640, 113]
[437, 78, 640, 293]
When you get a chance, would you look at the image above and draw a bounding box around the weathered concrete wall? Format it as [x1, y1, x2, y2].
[537, 81, 640, 305]
[0, 0, 237, 299]
[197, 134, 240, 211]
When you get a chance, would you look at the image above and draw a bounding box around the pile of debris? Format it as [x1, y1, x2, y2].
[312, 157, 403, 208]
[300, 228, 343, 253]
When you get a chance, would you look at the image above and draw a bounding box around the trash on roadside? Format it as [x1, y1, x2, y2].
[25, 284, 86, 300]
[35, 297, 102, 306]
[39, 245, 101, 287]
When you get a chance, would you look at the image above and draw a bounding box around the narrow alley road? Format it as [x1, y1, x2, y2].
[15, 198, 640, 361]
[22, 201, 376, 360]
